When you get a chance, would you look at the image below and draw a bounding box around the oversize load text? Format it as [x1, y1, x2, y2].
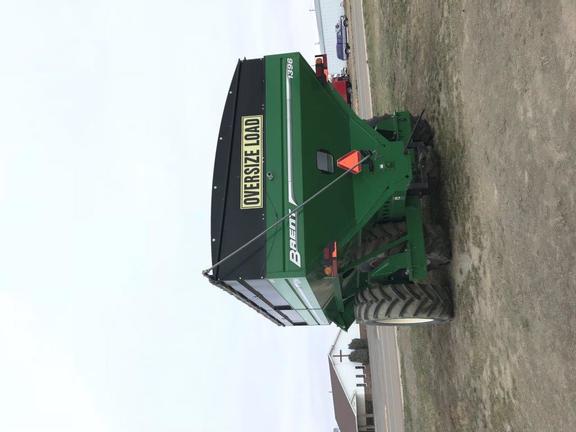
[241, 115, 263, 209]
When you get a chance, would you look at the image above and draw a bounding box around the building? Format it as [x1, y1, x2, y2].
[314, 0, 348, 74]
[328, 324, 375, 432]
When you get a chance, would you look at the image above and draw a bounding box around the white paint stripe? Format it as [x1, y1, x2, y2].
[384, 403, 390, 432]
[394, 326, 405, 412]
[285, 58, 297, 206]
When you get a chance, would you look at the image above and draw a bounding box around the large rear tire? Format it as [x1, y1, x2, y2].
[354, 283, 453, 326]
[343, 221, 451, 271]
[342, 222, 405, 272]
[424, 223, 451, 267]
[410, 115, 434, 145]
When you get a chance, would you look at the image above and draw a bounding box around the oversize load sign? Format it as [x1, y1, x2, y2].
[240, 115, 263, 209]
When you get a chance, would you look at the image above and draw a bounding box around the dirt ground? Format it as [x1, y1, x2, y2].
[361, 1, 576, 431]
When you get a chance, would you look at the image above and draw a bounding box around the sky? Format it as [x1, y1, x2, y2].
[0, 1, 341, 431]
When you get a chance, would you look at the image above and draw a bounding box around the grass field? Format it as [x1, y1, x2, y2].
[362, 1, 576, 431]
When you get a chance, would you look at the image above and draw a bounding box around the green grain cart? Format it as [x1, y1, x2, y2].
[204, 53, 453, 329]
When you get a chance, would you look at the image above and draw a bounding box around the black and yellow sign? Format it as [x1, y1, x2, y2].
[241, 115, 263, 209]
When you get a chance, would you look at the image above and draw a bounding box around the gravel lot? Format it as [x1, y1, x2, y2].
[361, 1, 576, 431]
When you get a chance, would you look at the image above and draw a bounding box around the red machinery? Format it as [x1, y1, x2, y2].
[331, 75, 352, 105]
[314, 54, 352, 105]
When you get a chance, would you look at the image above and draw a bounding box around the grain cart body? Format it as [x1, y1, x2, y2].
[209, 53, 428, 329]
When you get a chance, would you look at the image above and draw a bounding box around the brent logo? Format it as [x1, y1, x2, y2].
[288, 210, 301, 267]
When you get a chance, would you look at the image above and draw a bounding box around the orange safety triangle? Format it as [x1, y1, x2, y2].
[337, 150, 363, 174]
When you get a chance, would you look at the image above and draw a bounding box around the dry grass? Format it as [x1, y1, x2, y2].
[362, 0, 576, 430]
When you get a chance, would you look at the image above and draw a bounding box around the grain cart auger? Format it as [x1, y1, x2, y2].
[203, 53, 453, 329]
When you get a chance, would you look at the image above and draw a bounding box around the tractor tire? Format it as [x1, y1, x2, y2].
[351, 222, 406, 271]
[410, 115, 434, 145]
[354, 282, 453, 325]
[424, 223, 451, 267]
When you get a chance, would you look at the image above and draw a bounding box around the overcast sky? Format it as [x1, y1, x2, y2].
[0, 1, 341, 431]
